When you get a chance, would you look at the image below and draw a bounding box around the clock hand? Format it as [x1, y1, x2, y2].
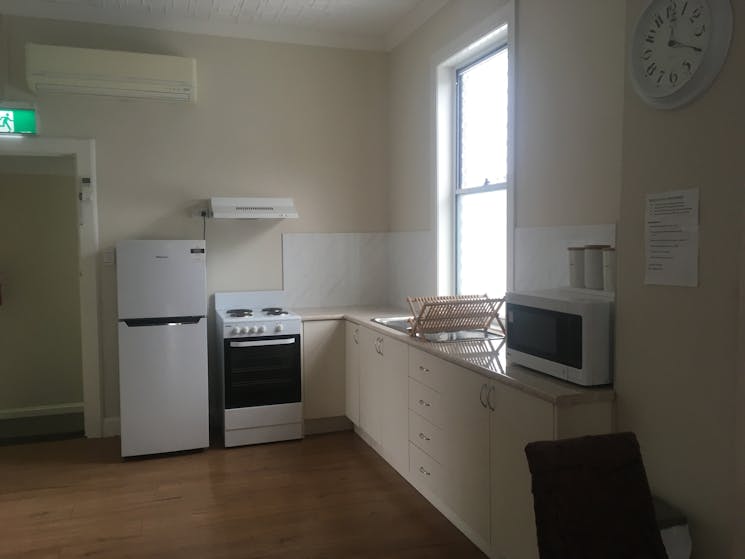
[668, 39, 703, 52]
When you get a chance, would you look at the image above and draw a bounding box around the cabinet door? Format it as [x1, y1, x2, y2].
[380, 334, 409, 476]
[442, 363, 491, 549]
[490, 381, 554, 559]
[344, 321, 360, 425]
[358, 326, 382, 444]
[302, 320, 346, 420]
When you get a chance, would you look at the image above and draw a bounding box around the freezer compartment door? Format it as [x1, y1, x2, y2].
[116, 240, 206, 319]
[118, 318, 209, 457]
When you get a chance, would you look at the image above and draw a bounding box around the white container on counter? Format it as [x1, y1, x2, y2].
[568, 247, 585, 288]
[603, 247, 616, 292]
[583, 245, 609, 290]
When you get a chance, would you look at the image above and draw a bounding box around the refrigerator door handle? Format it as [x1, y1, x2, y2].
[230, 338, 296, 348]
[121, 316, 204, 327]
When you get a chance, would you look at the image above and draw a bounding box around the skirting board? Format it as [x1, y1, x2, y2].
[102, 416, 352, 438]
[103, 416, 120, 438]
[0, 402, 84, 420]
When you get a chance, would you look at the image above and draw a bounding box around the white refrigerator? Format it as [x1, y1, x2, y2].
[116, 240, 209, 457]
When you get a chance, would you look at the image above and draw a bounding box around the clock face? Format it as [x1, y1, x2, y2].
[630, 0, 731, 109]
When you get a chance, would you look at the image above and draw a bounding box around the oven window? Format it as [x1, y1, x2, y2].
[506, 304, 582, 369]
[224, 335, 301, 408]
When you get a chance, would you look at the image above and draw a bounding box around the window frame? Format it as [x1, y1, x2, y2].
[453, 45, 509, 296]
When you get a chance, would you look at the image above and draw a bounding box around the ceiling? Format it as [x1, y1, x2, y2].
[0, 0, 449, 51]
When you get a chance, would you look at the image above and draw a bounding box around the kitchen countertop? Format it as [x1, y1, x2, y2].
[295, 306, 615, 407]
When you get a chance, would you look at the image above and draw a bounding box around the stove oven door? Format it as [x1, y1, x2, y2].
[224, 335, 301, 408]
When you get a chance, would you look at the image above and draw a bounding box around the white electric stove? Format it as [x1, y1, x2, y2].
[215, 291, 303, 447]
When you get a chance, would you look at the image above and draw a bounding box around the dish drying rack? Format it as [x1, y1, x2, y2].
[406, 295, 505, 338]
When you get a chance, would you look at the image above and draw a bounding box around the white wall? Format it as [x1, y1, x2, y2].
[0, 161, 83, 414]
[0, 15, 390, 421]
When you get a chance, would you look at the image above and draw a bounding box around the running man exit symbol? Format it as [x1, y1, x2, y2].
[0, 111, 14, 133]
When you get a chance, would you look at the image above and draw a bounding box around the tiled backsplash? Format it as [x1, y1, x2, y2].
[514, 225, 616, 292]
[283, 224, 615, 309]
[283, 231, 434, 310]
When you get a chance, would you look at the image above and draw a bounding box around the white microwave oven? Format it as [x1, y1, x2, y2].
[505, 288, 614, 386]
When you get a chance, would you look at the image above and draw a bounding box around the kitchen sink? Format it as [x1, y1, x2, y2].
[371, 316, 413, 334]
[371, 316, 503, 342]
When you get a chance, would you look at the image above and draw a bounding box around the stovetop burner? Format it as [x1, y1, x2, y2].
[227, 308, 253, 317]
[262, 307, 288, 316]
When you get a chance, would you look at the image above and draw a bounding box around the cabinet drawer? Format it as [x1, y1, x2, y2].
[409, 348, 447, 392]
[409, 410, 446, 466]
[409, 378, 443, 428]
[410, 442, 446, 498]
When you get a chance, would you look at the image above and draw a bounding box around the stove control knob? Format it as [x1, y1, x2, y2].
[248, 326, 257, 335]
[275, 324, 284, 333]
[231, 327, 241, 335]
[240, 327, 249, 335]
[257, 325, 266, 334]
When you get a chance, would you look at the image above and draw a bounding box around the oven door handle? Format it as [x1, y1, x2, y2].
[230, 338, 296, 348]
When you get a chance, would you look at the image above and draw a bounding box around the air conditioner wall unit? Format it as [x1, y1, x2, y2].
[209, 197, 299, 219]
[26, 43, 197, 102]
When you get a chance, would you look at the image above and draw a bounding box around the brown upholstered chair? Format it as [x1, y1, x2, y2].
[524, 432, 668, 559]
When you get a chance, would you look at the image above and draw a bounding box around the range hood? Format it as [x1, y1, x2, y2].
[209, 197, 298, 219]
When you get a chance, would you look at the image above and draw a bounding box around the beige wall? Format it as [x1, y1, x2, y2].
[616, 2, 744, 556]
[0, 165, 83, 411]
[388, 0, 505, 232]
[515, 1, 625, 227]
[0, 15, 390, 419]
[388, 0, 625, 232]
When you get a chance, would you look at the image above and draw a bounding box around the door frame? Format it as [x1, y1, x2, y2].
[0, 135, 102, 437]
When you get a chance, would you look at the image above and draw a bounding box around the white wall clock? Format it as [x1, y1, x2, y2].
[630, 0, 733, 109]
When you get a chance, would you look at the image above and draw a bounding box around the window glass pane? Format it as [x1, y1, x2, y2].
[458, 48, 508, 189]
[456, 189, 506, 298]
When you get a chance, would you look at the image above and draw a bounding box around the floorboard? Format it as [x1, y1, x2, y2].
[0, 431, 486, 558]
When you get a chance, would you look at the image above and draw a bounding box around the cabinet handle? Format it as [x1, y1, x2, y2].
[378, 337, 384, 356]
[419, 466, 431, 476]
[353, 329, 359, 344]
[417, 399, 431, 408]
[487, 386, 496, 411]
[418, 432, 431, 442]
[479, 383, 488, 408]
[418, 365, 430, 373]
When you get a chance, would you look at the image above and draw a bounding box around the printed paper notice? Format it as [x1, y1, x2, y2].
[645, 188, 699, 287]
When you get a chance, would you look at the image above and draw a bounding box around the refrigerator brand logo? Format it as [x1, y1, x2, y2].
[155, 255, 168, 259]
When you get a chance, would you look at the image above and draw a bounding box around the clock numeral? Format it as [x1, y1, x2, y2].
[645, 31, 657, 44]
[669, 72, 679, 85]
[656, 70, 667, 84]
[653, 13, 664, 27]
[690, 6, 703, 21]
[642, 48, 654, 61]
[694, 24, 706, 37]
[645, 62, 658, 77]
[682, 60, 692, 73]
[666, 4, 677, 20]
[681, 1, 689, 16]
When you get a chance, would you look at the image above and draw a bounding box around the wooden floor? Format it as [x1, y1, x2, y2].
[0, 431, 486, 558]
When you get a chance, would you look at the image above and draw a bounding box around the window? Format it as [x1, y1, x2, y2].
[454, 46, 509, 298]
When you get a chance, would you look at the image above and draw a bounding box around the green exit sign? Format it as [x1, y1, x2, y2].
[0, 107, 37, 135]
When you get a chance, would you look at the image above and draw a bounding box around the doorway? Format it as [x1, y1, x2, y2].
[0, 155, 84, 443]
[0, 137, 101, 438]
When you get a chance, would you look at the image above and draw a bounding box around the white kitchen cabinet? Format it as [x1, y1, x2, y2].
[489, 381, 613, 559]
[302, 320, 346, 420]
[379, 334, 409, 476]
[490, 381, 554, 559]
[408, 351, 491, 552]
[344, 321, 360, 425]
[442, 362, 491, 550]
[358, 326, 383, 444]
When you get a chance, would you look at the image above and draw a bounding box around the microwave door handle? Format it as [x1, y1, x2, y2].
[230, 338, 296, 348]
